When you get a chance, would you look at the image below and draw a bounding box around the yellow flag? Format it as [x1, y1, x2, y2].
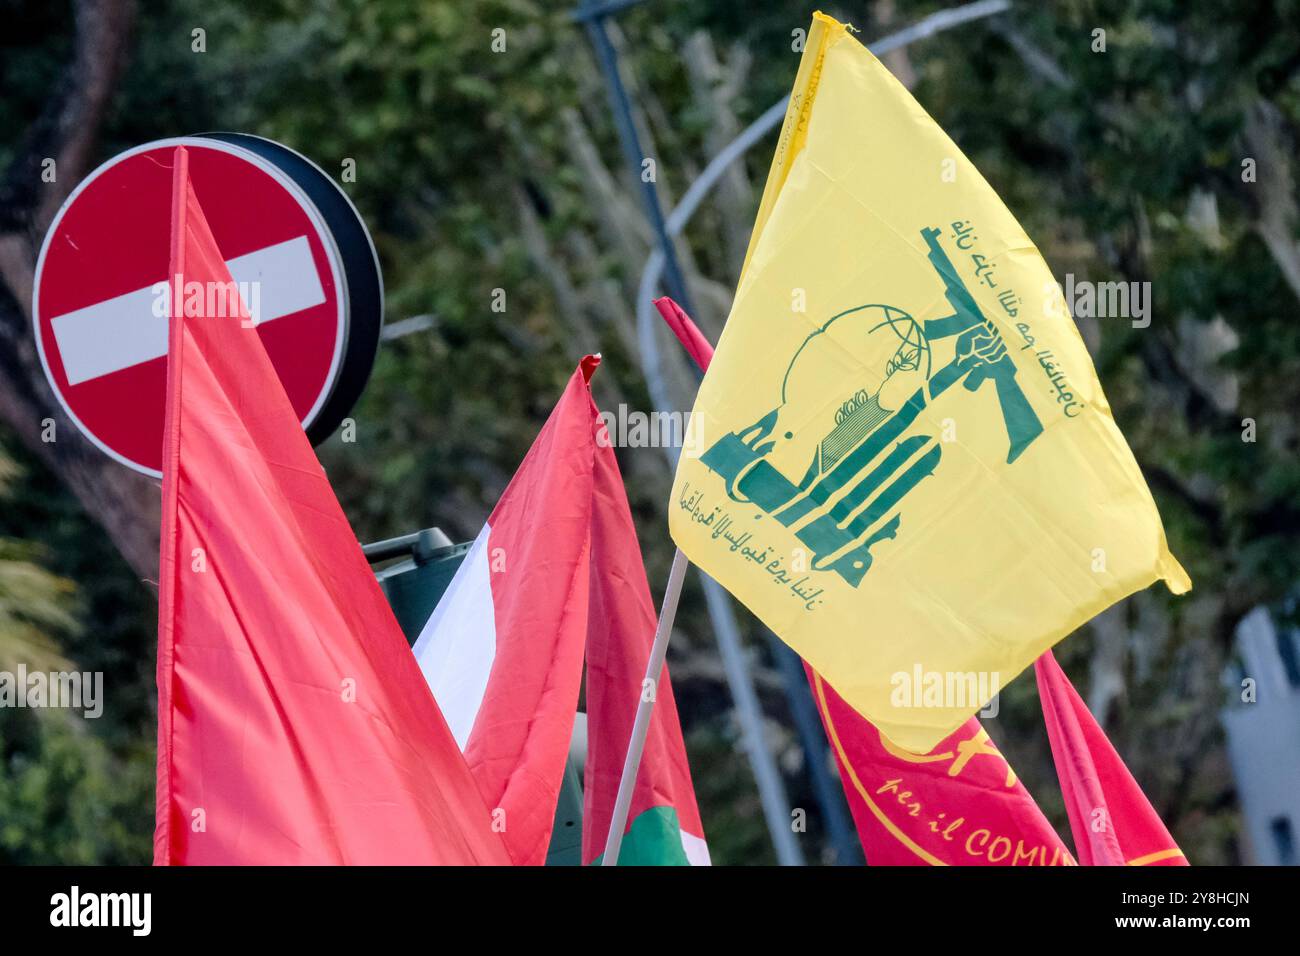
[670, 12, 1190, 752]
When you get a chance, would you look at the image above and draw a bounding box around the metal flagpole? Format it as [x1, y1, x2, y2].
[602, 547, 690, 865]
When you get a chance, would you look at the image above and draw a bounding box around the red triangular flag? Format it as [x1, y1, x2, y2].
[412, 357, 708, 865]
[653, 297, 715, 374]
[412, 358, 598, 865]
[155, 146, 510, 864]
[582, 435, 709, 864]
[1035, 650, 1187, 866]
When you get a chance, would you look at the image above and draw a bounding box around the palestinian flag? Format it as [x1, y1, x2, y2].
[582, 437, 709, 865]
[411, 359, 596, 866]
[413, 356, 707, 866]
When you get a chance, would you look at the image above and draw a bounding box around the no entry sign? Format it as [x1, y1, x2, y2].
[33, 134, 382, 476]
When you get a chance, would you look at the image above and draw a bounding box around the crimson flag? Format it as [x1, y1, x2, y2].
[155, 146, 510, 864]
[1035, 650, 1187, 866]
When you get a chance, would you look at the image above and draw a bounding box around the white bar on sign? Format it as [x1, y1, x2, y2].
[52, 285, 166, 388]
[50, 235, 326, 386]
[225, 235, 326, 328]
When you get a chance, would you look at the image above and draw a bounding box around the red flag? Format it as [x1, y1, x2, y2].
[412, 358, 598, 865]
[811, 667, 1073, 864]
[582, 436, 709, 864]
[653, 297, 715, 375]
[412, 357, 708, 864]
[1035, 650, 1187, 866]
[655, 296, 1073, 865]
[156, 146, 509, 865]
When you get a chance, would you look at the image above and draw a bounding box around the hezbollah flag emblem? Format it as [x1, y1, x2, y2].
[670, 12, 1190, 753]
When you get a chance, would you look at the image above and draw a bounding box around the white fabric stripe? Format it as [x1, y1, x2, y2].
[680, 829, 712, 866]
[411, 524, 496, 751]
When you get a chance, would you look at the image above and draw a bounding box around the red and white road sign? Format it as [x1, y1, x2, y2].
[34, 136, 366, 477]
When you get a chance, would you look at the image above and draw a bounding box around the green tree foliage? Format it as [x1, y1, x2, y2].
[0, 452, 73, 673]
[0, 443, 153, 863]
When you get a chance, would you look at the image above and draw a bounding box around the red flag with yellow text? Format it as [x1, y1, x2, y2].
[810, 666, 1073, 865]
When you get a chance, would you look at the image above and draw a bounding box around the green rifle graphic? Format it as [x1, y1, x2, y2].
[920, 226, 1043, 464]
[699, 227, 1043, 588]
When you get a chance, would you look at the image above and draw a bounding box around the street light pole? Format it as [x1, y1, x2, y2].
[572, 0, 697, 319]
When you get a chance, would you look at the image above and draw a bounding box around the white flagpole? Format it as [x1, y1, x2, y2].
[601, 546, 690, 865]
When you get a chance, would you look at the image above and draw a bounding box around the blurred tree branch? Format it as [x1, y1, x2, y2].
[1243, 101, 1300, 303]
[0, 0, 157, 583]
